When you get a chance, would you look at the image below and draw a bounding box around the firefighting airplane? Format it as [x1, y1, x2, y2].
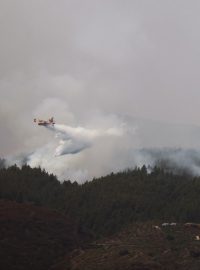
[34, 117, 55, 126]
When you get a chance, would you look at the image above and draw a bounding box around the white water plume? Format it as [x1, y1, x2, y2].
[46, 123, 124, 156]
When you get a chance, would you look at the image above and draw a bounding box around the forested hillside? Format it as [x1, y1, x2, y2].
[1, 164, 200, 237]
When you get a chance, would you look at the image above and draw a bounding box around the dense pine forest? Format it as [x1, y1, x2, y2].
[1, 162, 200, 237]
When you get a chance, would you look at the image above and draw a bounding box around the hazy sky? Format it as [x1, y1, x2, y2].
[1, 0, 200, 179]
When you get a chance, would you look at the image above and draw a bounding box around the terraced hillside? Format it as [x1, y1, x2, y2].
[68, 222, 200, 270]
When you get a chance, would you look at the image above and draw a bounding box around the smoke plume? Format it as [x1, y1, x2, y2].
[6, 114, 129, 182]
[2, 1, 200, 182]
[5, 111, 200, 182]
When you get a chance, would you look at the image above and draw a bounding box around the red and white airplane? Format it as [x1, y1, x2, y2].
[34, 117, 55, 126]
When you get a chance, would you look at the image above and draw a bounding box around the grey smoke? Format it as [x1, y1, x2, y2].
[5, 113, 128, 182]
[1, 1, 200, 181]
[133, 148, 200, 176]
[5, 114, 200, 182]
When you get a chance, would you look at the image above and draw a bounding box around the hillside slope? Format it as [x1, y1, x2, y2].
[68, 222, 200, 270]
[2, 165, 200, 238]
[0, 200, 78, 270]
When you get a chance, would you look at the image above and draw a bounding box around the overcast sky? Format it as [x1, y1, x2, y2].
[1, 0, 200, 178]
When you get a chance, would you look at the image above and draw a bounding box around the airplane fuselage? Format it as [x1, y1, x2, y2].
[34, 117, 55, 126]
